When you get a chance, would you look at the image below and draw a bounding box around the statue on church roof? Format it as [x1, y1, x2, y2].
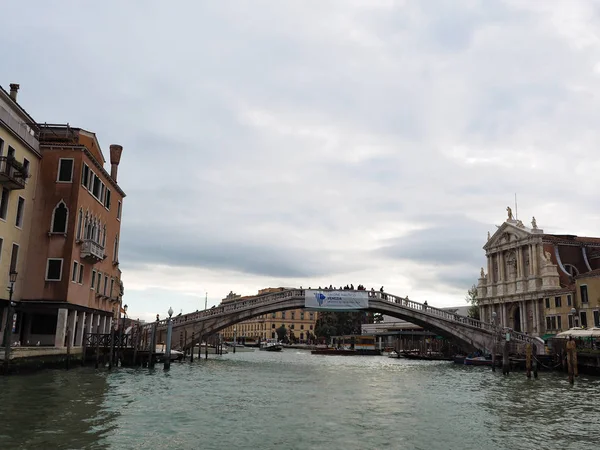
[480, 267, 485, 278]
[487, 231, 491, 241]
[516, 220, 525, 228]
[506, 206, 513, 220]
[531, 216, 538, 229]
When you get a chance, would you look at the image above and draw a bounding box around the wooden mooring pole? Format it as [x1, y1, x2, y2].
[502, 341, 510, 376]
[65, 327, 71, 371]
[566, 337, 578, 384]
[190, 332, 194, 362]
[95, 335, 100, 369]
[526, 342, 532, 378]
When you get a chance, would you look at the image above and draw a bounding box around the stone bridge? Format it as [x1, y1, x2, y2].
[144, 289, 544, 354]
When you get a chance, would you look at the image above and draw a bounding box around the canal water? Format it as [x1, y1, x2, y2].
[0, 350, 598, 450]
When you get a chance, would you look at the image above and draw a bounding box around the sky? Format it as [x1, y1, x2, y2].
[3, 0, 600, 322]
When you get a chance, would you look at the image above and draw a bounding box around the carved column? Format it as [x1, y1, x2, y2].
[502, 303, 507, 327]
[516, 246, 523, 278]
[499, 251, 505, 282]
[533, 298, 539, 335]
[531, 243, 538, 276]
[520, 301, 527, 333]
[487, 255, 493, 285]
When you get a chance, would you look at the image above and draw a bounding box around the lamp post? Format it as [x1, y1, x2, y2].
[118, 304, 128, 366]
[3, 270, 18, 374]
[164, 306, 173, 370]
[570, 307, 578, 328]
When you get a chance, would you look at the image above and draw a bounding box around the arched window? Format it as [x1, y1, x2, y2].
[51, 201, 68, 233]
[76, 208, 83, 240]
[92, 218, 97, 243]
[113, 234, 119, 262]
[102, 224, 107, 248]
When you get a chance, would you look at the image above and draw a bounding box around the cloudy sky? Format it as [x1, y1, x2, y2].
[4, 0, 600, 321]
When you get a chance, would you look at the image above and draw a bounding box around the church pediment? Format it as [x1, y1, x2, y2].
[484, 221, 532, 250]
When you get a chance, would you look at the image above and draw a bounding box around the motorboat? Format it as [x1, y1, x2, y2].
[259, 339, 283, 352]
[226, 343, 255, 352]
[155, 344, 184, 362]
[197, 343, 228, 354]
[464, 356, 493, 366]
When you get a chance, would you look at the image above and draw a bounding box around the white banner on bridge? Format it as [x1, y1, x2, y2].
[304, 290, 369, 310]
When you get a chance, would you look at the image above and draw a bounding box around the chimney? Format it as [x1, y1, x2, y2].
[9, 83, 20, 102]
[109, 144, 123, 182]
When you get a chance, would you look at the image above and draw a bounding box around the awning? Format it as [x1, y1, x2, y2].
[540, 334, 556, 341]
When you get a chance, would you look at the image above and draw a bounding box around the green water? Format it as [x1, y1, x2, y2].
[0, 351, 598, 450]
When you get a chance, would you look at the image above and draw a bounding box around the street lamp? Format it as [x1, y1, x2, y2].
[570, 307, 578, 328]
[164, 307, 174, 370]
[3, 270, 17, 373]
[491, 311, 497, 326]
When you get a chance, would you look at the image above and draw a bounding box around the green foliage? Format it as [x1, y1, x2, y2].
[314, 311, 369, 339]
[276, 324, 287, 342]
[466, 284, 480, 319]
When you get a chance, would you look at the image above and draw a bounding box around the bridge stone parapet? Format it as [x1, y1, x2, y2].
[143, 289, 544, 355]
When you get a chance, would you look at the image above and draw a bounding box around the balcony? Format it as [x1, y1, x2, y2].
[80, 239, 105, 262]
[0, 157, 27, 190]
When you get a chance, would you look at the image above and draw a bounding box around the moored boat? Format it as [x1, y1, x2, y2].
[464, 356, 493, 366]
[259, 339, 283, 352]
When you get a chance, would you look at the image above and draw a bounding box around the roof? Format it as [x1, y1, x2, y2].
[0, 84, 38, 129]
[575, 268, 600, 280]
[542, 234, 600, 246]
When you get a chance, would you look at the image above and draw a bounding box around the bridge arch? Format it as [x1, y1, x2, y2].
[147, 289, 541, 353]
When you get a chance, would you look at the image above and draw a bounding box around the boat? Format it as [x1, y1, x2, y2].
[197, 343, 228, 354]
[311, 348, 382, 356]
[155, 344, 184, 362]
[464, 356, 493, 366]
[402, 351, 452, 361]
[388, 350, 403, 359]
[259, 339, 283, 352]
[453, 355, 466, 364]
[226, 343, 255, 352]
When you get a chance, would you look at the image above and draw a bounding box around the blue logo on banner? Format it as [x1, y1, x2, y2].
[314, 292, 326, 306]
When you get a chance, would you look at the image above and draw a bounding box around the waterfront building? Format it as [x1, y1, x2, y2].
[0, 84, 42, 347]
[17, 123, 126, 347]
[220, 288, 318, 343]
[477, 210, 600, 338]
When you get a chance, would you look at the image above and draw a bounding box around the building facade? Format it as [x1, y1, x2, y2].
[17, 124, 126, 347]
[0, 84, 42, 347]
[220, 288, 318, 343]
[477, 211, 600, 337]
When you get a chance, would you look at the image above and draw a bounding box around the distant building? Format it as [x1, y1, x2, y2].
[220, 287, 318, 343]
[477, 213, 600, 338]
[0, 84, 42, 346]
[18, 123, 126, 347]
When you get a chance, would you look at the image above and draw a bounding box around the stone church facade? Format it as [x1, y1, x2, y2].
[477, 211, 600, 337]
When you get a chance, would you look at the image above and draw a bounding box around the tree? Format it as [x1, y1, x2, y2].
[276, 324, 287, 342]
[466, 284, 479, 319]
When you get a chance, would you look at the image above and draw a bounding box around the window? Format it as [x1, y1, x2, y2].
[0, 188, 9, 220]
[300, 312, 305, 320]
[117, 201, 121, 220]
[580, 285, 589, 304]
[46, 258, 63, 281]
[82, 164, 90, 187]
[0, 137, 3, 156]
[594, 311, 600, 327]
[301, 324, 304, 330]
[103, 275, 108, 295]
[291, 312, 295, 320]
[546, 316, 551, 331]
[78, 264, 84, 284]
[309, 313, 314, 320]
[554, 296, 561, 308]
[7, 146, 15, 158]
[550, 316, 557, 330]
[91, 270, 96, 290]
[0, 238, 3, 261]
[57, 159, 74, 182]
[557, 316, 562, 330]
[51, 201, 68, 233]
[9, 243, 18, 273]
[96, 271, 102, 291]
[271, 313, 276, 318]
[281, 312, 286, 319]
[580, 311, 588, 328]
[567, 295, 572, 307]
[22, 158, 30, 177]
[72, 261, 79, 282]
[93, 175, 101, 198]
[76, 209, 83, 240]
[290, 324, 295, 330]
[568, 314, 574, 329]
[15, 197, 24, 228]
[104, 189, 111, 209]
[110, 278, 114, 297]
[545, 298, 550, 308]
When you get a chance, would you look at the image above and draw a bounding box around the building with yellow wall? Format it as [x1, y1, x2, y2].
[0, 84, 41, 346]
[220, 288, 318, 343]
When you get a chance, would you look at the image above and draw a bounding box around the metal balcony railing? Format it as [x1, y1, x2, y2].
[0, 156, 27, 189]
